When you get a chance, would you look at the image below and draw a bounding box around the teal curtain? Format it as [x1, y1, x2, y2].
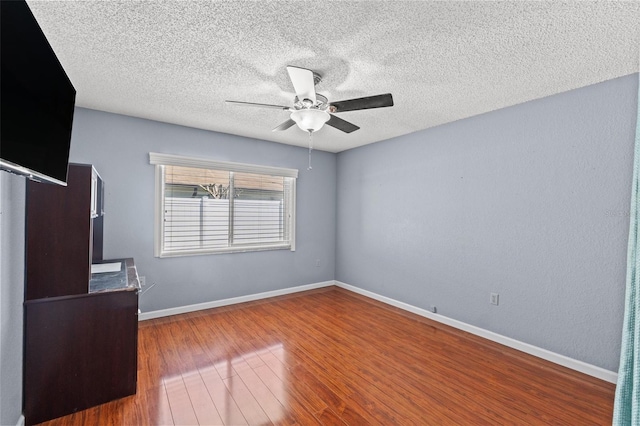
[614, 72, 640, 425]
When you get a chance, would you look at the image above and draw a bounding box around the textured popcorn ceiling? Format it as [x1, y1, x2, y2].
[26, 1, 640, 153]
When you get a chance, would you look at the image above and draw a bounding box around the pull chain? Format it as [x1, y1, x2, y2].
[307, 130, 313, 170]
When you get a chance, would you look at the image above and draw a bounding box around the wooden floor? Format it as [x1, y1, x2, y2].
[38, 286, 615, 425]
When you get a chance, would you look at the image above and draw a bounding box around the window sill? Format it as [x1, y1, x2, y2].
[157, 243, 293, 258]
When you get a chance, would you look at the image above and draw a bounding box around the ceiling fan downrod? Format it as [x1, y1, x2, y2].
[307, 130, 313, 171]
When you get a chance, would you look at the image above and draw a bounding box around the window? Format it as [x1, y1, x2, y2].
[150, 153, 297, 257]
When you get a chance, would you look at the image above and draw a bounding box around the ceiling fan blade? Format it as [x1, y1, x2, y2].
[329, 93, 394, 113]
[286, 66, 317, 103]
[272, 119, 296, 132]
[326, 114, 360, 133]
[225, 100, 290, 110]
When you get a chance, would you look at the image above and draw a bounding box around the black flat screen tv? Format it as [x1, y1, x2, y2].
[1, 0, 76, 186]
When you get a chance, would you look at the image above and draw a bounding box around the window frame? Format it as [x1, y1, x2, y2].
[150, 152, 297, 258]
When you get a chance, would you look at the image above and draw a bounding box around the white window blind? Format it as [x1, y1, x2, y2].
[150, 153, 297, 257]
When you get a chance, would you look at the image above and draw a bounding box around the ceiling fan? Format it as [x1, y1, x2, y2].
[225, 66, 394, 134]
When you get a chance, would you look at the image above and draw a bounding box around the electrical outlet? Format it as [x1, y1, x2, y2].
[490, 293, 499, 306]
[139, 276, 146, 287]
[315, 259, 321, 267]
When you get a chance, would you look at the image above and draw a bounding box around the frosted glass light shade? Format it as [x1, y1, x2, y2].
[290, 109, 330, 132]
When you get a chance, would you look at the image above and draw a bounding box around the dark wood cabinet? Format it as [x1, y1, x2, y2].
[23, 164, 139, 426]
[25, 164, 97, 299]
[24, 290, 137, 425]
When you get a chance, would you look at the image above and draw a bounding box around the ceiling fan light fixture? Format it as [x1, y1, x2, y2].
[290, 109, 330, 133]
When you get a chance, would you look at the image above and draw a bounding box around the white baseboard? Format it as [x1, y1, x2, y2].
[16, 414, 25, 426]
[334, 280, 618, 384]
[138, 280, 334, 321]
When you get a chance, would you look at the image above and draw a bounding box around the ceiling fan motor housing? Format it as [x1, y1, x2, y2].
[294, 94, 328, 111]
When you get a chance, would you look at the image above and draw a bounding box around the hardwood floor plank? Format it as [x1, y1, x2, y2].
[232, 357, 293, 424]
[287, 364, 345, 415]
[164, 376, 198, 425]
[35, 286, 615, 426]
[313, 407, 348, 425]
[135, 385, 174, 426]
[223, 374, 271, 425]
[253, 363, 324, 426]
[199, 366, 248, 426]
[257, 350, 289, 382]
[183, 370, 225, 425]
[252, 364, 286, 407]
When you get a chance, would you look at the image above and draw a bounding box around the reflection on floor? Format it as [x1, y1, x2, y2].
[161, 344, 286, 425]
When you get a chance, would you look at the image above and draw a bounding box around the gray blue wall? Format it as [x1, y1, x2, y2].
[336, 73, 638, 371]
[0, 173, 25, 426]
[69, 108, 337, 313]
